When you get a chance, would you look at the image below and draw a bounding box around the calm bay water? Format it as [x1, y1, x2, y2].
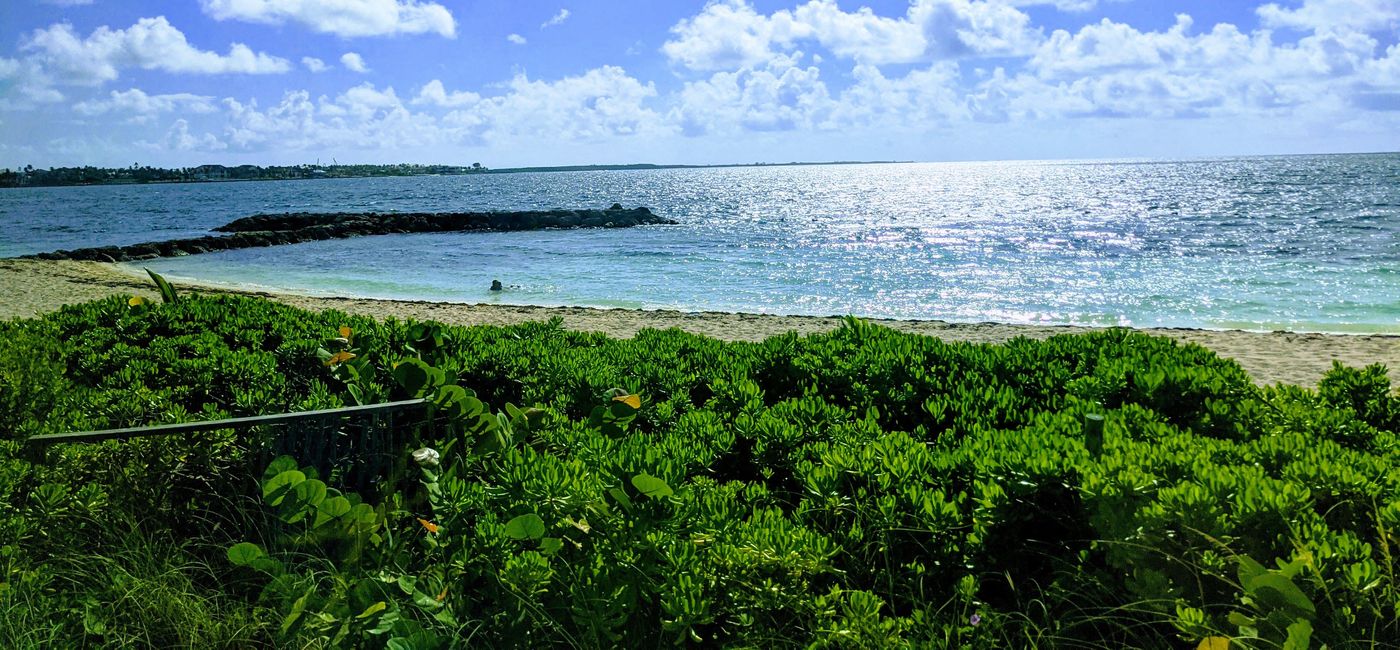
[3, 154, 1398, 333]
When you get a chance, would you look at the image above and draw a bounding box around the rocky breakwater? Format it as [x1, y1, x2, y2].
[22, 205, 675, 262]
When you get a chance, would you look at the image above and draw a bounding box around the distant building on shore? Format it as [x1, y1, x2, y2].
[192, 165, 229, 181]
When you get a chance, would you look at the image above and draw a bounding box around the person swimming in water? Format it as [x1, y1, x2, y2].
[490, 279, 503, 291]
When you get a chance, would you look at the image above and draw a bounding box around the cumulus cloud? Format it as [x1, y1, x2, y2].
[208, 65, 668, 155]
[157, 118, 227, 151]
[1006, 0, 1098, 10]
[1257, 0, 1400, 34]
[541, 9, 571, 29]
[980, 11, 1389, 121]
[73, 88, 217, 122]
[412, 79, 480, 107]
[507, 33, 527, 45]
[302, 57, 328, 72]
[19, 17, 290, 86]
[672, 56, 968, 135]
[661, 0, 1040, 71]
[673, 59, 832, 134]
[341, 52, 370, 73]
[200, 0, 456, 38]
[482, 66, 665, 140]
[0, 58, 64, 108]
[12, 0, 1400, 162]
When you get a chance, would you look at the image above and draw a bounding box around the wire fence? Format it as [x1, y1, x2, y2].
[26, 399, 435, 493]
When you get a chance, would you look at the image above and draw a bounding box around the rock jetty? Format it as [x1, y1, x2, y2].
[23, 206, 675, 262]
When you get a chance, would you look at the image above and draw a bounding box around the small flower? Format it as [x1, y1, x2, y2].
[969, 614, 982, 627]
[412, 447, 440, 468]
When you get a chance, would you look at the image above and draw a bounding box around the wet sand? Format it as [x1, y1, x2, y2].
[2, 259, 1395, 388]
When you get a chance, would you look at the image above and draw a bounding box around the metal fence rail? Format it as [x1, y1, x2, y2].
[26, 399, 433, 492]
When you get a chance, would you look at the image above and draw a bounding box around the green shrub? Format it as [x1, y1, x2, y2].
[2, 294, 1397, 648]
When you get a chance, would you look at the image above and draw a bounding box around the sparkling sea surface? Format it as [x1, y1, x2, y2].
[3, 154, 1398, 333]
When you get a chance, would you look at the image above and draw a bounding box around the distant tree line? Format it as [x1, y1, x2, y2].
[0, 162, 488, 188]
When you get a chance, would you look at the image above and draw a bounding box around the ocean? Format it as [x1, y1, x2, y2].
[3, 154, 1398, 333]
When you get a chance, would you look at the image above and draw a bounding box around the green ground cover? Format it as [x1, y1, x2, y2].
[0, 290, 1396, 648]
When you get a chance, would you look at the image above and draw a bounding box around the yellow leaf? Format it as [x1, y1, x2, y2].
[128, 296, 146, 306]
[324, 351, 355, 366]
[1197, 637, 1230, 650]
[435, 585, 448, 602]
[356, 601, 387, 619]
[613, 394, 641, 409]
[417, 518, 440, 534]
[339, 326, 352, 339]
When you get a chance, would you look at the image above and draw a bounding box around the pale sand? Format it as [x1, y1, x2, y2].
[2, 259, 1396, 388]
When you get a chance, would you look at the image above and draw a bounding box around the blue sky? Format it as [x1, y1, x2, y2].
[1, 0, 1397, 168]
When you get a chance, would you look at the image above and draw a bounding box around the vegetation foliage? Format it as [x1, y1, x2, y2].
[0, 289, 1396, 648]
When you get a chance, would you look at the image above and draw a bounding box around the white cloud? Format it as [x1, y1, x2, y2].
[507, 33, 527, 45]
[156, 118, 227, 151]
[789, 1, 925, 64]
[73, 88, 217, 122]
[908, 0, 1041, 58]
[541, 9, 571, 29]
[983, 11, 1389, 122]
[341, 52, 370, 73]
[0, 58, 64, 108]
[661, 0, 1041, 71]
[10, 2, 1400, 164]
[831, 62, 969, 127]
[481, 66, 666, 140]
[661, 1, 811, 71]
[18, 17, 289, 86]
[1257, 0, 1400, 34]
[672, 56, 968, 135]
[200, 0, 456, 38]
[672, 58, 832, 134]
[211, 66, 667, 155]
[412, 79, 480, 107]
[1006, 0, 1098, 11]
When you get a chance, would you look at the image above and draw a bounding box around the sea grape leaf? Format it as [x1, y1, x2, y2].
[293, 479, 327, 508]
[262, 456, 299, 483]
[504, 513, 546, 540]
[392, 359, 432, 396]
[227, 542, 265, 566]
[314, 496, 352, 528]
[539, 537, 564, 555]
[263, 470, 306, 506]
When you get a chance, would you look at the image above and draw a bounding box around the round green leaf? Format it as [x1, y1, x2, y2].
[227, 542, 265, 567]
[504, 513, 546, 540]
[313, 495, 352, 528]
[293, 479, 328, 508]
[263, 470, 306, 506]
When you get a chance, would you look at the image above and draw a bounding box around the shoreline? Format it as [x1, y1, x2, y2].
[3, 258, 1396, 388]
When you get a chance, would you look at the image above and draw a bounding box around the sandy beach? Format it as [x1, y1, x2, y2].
[2, 258, 1395, 388]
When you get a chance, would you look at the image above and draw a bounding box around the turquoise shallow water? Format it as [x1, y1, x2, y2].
[3, 154, 1398, 333]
